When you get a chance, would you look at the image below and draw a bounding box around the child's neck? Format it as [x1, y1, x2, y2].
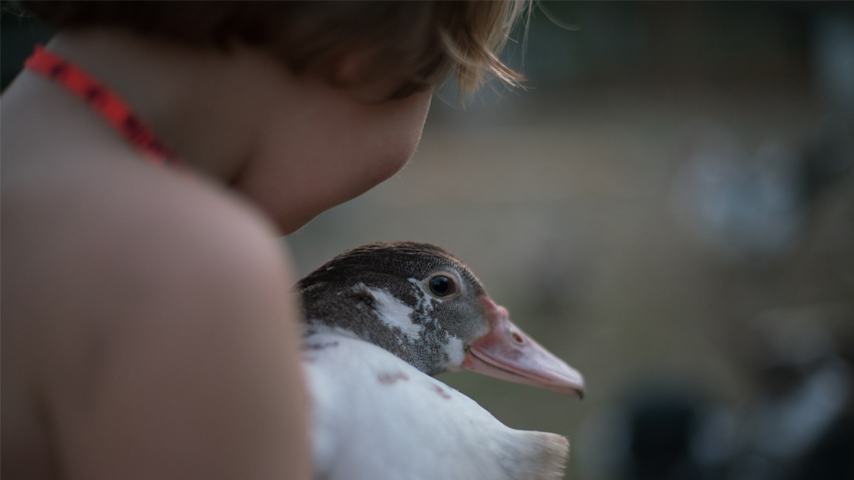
[46, 28, 270, 183]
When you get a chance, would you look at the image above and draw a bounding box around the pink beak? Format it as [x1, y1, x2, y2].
[461, 297, 585, 398]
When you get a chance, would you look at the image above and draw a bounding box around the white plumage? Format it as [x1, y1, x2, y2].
[305, 334, 569, 480]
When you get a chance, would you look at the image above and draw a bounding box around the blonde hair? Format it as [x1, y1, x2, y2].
[22, 1, 529, 98]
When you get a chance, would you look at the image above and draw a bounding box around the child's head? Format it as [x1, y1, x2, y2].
[23, 1, 526, 99]
[21, 1, 528, 233]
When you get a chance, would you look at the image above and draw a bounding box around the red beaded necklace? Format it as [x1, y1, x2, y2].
[24, 45, 181, 166]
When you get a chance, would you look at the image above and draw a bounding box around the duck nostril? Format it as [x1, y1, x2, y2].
[512, 332, 524, 344]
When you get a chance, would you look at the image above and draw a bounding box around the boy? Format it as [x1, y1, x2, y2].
[2, 2, 525, 479]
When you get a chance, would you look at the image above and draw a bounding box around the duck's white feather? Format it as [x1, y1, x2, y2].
[304, 332, 569, 480]
[354, 283, 423, 340]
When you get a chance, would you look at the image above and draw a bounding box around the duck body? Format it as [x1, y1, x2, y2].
[304, 332, 568, 480]
[298, 242, 585, 480]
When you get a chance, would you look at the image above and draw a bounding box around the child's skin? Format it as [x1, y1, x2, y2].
[2, 27, 432, 480]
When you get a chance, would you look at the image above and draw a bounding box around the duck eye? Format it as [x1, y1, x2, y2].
[428, 275, 457, 297]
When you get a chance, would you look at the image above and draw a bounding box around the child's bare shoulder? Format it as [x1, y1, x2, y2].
[28, 158, 287, 294]
[63, 155, 292, 323]
[6, 147, 297, 374]
[4, 153, 307, 478]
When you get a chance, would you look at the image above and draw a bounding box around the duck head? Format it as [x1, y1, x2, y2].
[298, 241, 585, 397]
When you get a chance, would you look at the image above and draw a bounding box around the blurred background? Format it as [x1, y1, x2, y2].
[4, 2, 854, 479]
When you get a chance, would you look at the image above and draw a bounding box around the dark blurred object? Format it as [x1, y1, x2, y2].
[1, 1, 53, 91]
[577, 388, 726, 480]
[578, 311, 854, 480]
[627, 397, 712, 480]
[814, 12, 854, 115]
[803, 12, 854, 203]
[795, 414, 854, 480]
[725, 310, 854, 480]
[744, 314, 852, 458]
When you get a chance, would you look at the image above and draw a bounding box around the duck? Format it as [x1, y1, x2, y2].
[298, 241, 585, 480]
